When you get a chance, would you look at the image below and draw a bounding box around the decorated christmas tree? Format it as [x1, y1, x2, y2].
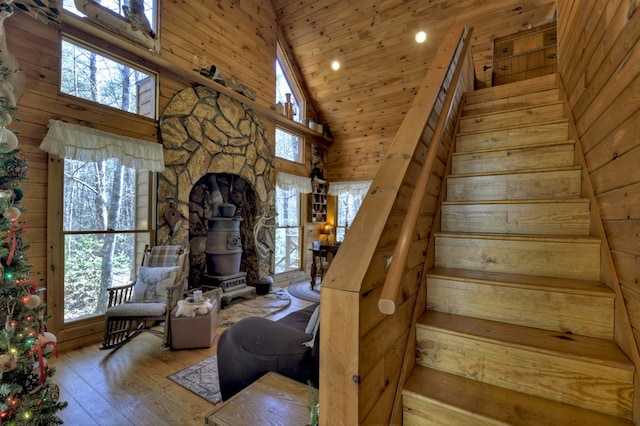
[0, 4, 67, 424]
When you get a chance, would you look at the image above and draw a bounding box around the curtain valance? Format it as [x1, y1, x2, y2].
[40, 120, 165, 172]
[276, 172, 312, 194]
[328, 180, 372, 197]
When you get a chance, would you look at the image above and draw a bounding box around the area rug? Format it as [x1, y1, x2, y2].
[287, 280, 321, 303]
[168, 355, 221, 404]
[217, 288, 291, 327]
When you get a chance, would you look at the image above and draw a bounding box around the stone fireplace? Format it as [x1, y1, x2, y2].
[157, 86, 275, 288]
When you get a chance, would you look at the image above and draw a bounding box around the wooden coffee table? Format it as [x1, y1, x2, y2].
[205, 372, 313, 425]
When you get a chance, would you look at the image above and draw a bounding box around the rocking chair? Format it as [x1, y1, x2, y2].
[100, 244, 190, 350]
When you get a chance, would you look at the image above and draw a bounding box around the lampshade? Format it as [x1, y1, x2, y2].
[323, 224, 333, 235]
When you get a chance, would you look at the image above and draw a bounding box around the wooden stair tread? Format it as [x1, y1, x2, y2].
[434, 232, 601, 245]
[417, 311, 633, 370]
[427, 267, 613, 297]
[451, 140, 575, 157]
[459, 101, 564, 122]
[403, 366, 633, 426]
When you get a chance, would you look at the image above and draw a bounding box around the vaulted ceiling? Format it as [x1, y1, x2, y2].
[271, 0, 558, 180]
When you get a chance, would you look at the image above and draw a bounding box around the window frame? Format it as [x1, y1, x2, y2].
[59, 35, 158, 120]
[45, 122, 157, 340]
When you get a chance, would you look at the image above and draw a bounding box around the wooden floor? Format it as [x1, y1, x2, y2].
[49, 285, 313, 426]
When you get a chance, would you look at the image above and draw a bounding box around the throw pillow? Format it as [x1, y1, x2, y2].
[132, 266, 179, 303]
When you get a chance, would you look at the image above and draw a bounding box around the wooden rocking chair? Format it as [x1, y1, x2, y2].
[100, 244, 190, 350]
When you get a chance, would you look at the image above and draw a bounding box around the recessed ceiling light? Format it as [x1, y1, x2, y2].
[331, 60, 341, 71]
[415, 31, 427, 43]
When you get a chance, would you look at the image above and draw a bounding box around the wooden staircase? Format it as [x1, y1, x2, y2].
[402, 74, 635, 425]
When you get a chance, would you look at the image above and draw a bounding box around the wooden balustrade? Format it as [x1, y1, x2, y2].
[378, 26, 474, 316]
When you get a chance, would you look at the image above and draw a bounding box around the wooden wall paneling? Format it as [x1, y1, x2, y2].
[584, 109, 640, 171]
[604, 220, 640, 254]
[597, 182, 640, 221]
[591, 146, 640, 194]
[572, 3, 640, 129]
[570, 1, 631, 119]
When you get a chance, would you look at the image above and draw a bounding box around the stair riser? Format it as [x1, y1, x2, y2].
[452, 144, 575, 175]
[441, 202, 590, 235]
[459, 103, 564, 134]
[465, 74, 558, 106]
[403, 398, 496, 426]
[434, 236, 600, 280]
[415, 329, 633, 418]
[447, 169, 582, 201]
[463, 89, 561, 117]
[426, 277, 613, 339]
[456, 122, 569, 153]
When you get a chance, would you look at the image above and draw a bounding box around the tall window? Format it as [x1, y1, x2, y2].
[329, 181, 372, 243]
[274, 173, 312, 274]
[276, 43, 304, 124]
[61, 38, 156, 118]
[275, 43, 305, 164]
[62, 158, 151, 321]
[41, 120, 164, 326]
[275, 186, 301, 274]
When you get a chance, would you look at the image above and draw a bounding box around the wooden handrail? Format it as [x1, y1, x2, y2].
[378, 25, 474, 315]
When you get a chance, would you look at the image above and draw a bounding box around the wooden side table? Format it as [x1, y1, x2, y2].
[206, 372, 313, 425]
[310, 244, 339, 289]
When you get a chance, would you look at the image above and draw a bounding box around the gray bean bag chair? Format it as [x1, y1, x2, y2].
[217, 303, 320, 400]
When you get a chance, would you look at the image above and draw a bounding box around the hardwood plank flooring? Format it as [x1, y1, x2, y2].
[49, 284, 313, 426]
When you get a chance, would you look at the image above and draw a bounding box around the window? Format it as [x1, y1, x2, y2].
[329, 181, 372, 243]
[63, 0, 157, 33]
[60, 38, 156, 118]
[274, 173, 312, 274]
[274, 186, 301, 274]
[62, 158, 151, 321]
[275, 128, 303, 163]
[41, 120, 164, 325]
[276, 43, 304, 124]
[275, 42, 305, 164]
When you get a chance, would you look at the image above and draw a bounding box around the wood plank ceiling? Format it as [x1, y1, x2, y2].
[271, 0, 558, 181]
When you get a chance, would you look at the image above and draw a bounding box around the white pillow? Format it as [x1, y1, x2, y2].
[132, 266, 179, 303]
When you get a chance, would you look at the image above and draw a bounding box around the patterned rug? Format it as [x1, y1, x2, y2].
[287, 280, 321, 303]
[217, 287, 291, 327]
[167, 355, 221, 404]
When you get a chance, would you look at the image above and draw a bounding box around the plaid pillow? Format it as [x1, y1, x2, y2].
[144, 245, 181, 267]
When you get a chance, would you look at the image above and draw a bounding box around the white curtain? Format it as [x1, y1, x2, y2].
[276, 172, 312, 194]
[328, 180, 372, 198]
[39, 119, 165, 172]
